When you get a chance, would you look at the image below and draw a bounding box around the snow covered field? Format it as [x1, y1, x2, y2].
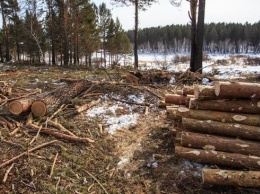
[134, 53, 260, 80]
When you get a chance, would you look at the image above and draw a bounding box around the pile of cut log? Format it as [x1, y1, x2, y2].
[8, 80, 90, 116]
[166, 81, 260, 187]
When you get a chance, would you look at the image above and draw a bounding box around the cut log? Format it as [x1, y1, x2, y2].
[214, 81, 260, 99]
[166, 107, 260, 127]
[189, 98, 260, 114]
[202, 169, 260, 187]
[165, 94, 187, 105]
[194, 85, 218, 100]
[175, 90, 183, 95]
[182, 118, 260, 141]
[180, 131, 260, 156]
[175, 146, 260, 169]
[9, 98, 35, 115]
[31, 80, 90, 116]
[182, 86, 194, 96]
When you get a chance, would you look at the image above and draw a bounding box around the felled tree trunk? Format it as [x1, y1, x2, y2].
[182, 86, 194, 96]
[182, 117, 260, 141]
[166, 107, 260, 127]
[180, 131, 260, 156]
[31, 80, 90, 116]
[165, 94, 189, 106]
[9, 98, 35, 115]
[189, 98, 260, 114]
[214, 81, 260, 99]
[202, 169, 260, 187]
[175, 146, 260, 169]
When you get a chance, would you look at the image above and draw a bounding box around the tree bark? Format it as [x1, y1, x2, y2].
[182, 86, 194, 96]
[63, 0, 69, 66]
[165, 94, 188, 105]
[175, 146, 260, 169]
[214, 81, 260, 99]
[189, 0, 197, 72]
[194, 0, 205, 73]
[166, 107, 260, 127]
[134, 0, 139, 69]
[189, 98, 260, 114]
[202, 169, 260, 187]
[180, 131, 260, 156]
[9, 98, 35, 115]
[0, 1, 10, 62]
[182, 117, 260, 141]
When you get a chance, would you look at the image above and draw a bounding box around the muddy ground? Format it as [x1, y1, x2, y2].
[0, 63, 259, 194]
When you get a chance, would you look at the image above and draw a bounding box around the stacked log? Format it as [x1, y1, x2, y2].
[162, 86, 195, 107]
[166, 81, 260, 187]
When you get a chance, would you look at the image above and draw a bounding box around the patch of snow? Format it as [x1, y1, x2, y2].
[105, 113, 138, 134]
[128, 95, 144, 104]
[86, 95, 142, 134]
[169, 77, 176, 84]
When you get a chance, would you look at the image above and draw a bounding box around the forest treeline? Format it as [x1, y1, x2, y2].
[127, 22, 260, 54]
[1, 0, 259, 67]
[0, 0, 131, 67]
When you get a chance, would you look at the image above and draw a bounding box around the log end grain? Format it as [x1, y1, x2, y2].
[214, 81, 220, 96]
[31, 101, 47, 116]
[9, 101, 23, 115]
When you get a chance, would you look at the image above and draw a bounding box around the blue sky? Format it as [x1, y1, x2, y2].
[93, 0, 260, 30]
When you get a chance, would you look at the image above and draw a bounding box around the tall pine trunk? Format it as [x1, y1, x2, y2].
[189, 0, 197, 72]
[194, 0, 205, 73]
[0, 1, 10, 62]
[63, 0, 69, 66]
[134, 0, 139, 69]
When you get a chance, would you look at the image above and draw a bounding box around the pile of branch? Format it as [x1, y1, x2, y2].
[166, 81, 260, 188]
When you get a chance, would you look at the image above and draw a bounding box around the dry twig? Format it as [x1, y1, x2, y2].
[29, 125, 42, 145]
[47, 120, 77, 137]
[0, 140, 58, 169]
[2, 163, 14, 183]
[27, 123, 94, 143]
[49, 152, 59, 178]
[84, 170, 109, 194]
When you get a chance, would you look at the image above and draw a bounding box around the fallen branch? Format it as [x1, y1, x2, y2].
[29, 125, 42, 145]
[27, 123, 94, 143]
[0, 140, 58, 169]
[2, 163, 14, 183]
[0, 116, 15, 130]
[49, 153, 59, 178]
[75, 98, 101, 113]
[47, 120, 77, 137]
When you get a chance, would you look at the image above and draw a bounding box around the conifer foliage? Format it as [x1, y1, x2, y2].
[0, 0, 132, 67]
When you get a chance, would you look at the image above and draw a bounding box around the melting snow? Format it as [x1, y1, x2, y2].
[86, 95, 142, 134]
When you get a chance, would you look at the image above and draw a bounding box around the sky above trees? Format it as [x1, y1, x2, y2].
[93, 0, 260, 30]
